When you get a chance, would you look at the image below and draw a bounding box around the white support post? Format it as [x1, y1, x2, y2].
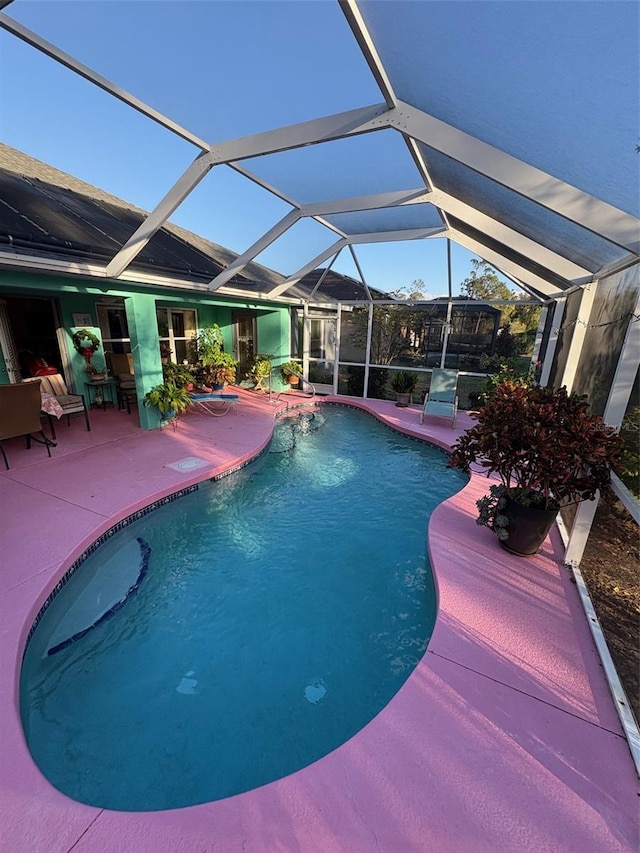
[530, 304, 549, 367]
[348, 244, 373, 302]
[440, 302, 453, 369]
[309, 251, 341, 301]
[559, 283, 597, 393]
[539, 297, 566, 387]
[446, 228, 562, 297]
[564, 272, 640, 567]
[602, 274, 640, 428]
[106, 152, 214, 279]
[268, 239, 348, 298]
[0, 299, 21, 383]
[393, 99, 640, 254]
[333, 306, 342, 394]
[363, 302, 374, 398]
[302, 302, 310, 384]
[208, 209, 302, 290]
[563, 497, 601, 568]
[440, 239, 453, 368]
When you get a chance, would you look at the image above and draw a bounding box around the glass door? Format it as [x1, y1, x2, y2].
[232, 310, 256, 380]
[307, 309, 338, 392]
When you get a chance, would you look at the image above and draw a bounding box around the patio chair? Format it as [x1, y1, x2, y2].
[116, 373, 137, 413]
[0, 381, 54, 469]
[420, 368, 459, 427]
[30, 373, 91, 438]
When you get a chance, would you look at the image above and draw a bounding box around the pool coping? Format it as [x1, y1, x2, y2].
[2, 392, 638, 853]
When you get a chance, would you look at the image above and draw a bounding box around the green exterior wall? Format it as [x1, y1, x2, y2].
[0, 270, 292, 428]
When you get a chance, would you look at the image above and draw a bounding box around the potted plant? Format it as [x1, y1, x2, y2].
[143, 382, 193, 425]
[448, 381, 621, 556]
[280, 360, 302, 386]
[208, 351, 237, 389]
[159, 341, 173, 364]
[162, 362, 195, 390]
[85, 361, 107, 382]
[191, 324, 237, 389]
[248, 354, 273, 391]
[390, 370, 418, 407]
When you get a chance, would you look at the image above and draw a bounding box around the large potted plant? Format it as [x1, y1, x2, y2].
[208, 351, 237, 389]
[390, 370, 418, 407]
[191, 325, 237, 389]
[143, 382, 193, 426]
[448, 381, 621, 556]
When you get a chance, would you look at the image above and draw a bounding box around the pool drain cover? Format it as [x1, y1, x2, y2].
[165, 457, 210, 472]
[304, 679, 326, 704]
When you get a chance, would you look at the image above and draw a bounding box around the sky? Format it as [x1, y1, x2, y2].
[0, 1, 636, 298]
[0, 0, 487, 297]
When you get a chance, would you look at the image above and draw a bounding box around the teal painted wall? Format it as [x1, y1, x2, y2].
[256, 310, 289, 363]
[0, 270, 293, 427]
[125, 294, 164, 428]
[255, 309, 292, 390]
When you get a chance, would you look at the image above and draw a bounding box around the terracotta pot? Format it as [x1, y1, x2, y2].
[288, 375, 300, 385]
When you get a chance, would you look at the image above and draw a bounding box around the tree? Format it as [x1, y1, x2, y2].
[347, 292, 438, 367]
[389, 279, 434, 301]
[461, 259, 541, 336]
[460, 260, 514, 300]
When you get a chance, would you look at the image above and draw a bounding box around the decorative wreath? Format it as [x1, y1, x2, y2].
[72, 328, 100, 355]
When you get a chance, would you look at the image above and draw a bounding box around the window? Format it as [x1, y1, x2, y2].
[156, 308, 197, 364]
[97, 302, 131, 374]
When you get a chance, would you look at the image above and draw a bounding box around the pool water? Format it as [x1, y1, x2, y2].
[20, 406, 467, 811]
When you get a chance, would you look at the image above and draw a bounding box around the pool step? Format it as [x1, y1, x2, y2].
[45, 537, 150, 656]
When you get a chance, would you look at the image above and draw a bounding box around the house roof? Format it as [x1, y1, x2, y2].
[0, 142, 382, 304]
[0, 143, 285, 293]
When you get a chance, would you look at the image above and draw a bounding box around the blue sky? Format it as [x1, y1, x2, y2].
[1, 1, 635, 297]
[0, 0, 486, 296]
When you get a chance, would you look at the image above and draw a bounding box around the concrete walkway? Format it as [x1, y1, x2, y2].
[0, 389, 637, 852]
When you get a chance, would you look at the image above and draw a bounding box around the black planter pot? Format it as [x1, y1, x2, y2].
[500, 496, 559, 556]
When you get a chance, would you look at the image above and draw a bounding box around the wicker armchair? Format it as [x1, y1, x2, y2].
[0, 381, 54, 469]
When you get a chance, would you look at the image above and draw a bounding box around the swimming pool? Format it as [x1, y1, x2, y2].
[20, 406, 467, 811]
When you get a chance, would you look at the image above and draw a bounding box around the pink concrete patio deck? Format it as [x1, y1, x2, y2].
[1, 389, 637, 853]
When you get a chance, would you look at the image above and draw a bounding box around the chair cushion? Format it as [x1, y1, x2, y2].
[39, 374, 68, 396]
[57, 395, 85, 411]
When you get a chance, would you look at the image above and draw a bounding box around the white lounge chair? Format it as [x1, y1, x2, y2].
[420, 368, 459, 427]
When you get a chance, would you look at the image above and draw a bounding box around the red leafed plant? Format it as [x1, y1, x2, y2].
[448, 382, 621, 515]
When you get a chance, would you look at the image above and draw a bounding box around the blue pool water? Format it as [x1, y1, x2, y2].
[20, 406, 467, 811]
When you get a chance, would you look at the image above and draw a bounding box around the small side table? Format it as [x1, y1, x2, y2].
[86, 379, 117, 410]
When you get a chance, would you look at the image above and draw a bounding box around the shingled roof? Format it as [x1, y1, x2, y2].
[0, 142, 291, 294]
